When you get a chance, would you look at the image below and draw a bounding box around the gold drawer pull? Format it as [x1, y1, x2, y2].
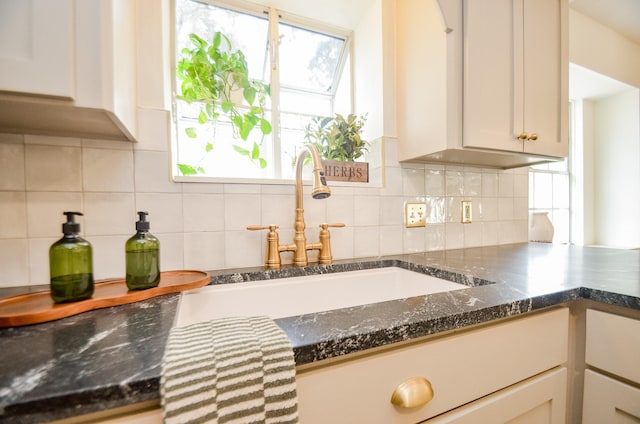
[527, 133, 538, 141]
[390, 377, 434, 408]
[516, 132, 528, 141]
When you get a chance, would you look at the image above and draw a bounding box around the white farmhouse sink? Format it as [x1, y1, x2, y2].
[176, 267, 466, 327]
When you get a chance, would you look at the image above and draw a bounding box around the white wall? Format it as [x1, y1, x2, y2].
[592, 89, 640, 248]
[569, 9, 640, 89]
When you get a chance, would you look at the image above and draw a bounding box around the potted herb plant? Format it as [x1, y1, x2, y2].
[176, 32, 271, 175]
[303, 113, 369, 182]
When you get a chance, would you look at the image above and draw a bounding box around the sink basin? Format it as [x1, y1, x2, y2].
[176, 267, 466, 327]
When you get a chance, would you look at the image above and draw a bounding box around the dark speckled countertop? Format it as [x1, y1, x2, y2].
[1, 243, 639, 423]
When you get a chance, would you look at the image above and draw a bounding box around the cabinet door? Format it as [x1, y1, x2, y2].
[462, 0, 515, 152]
[582, 370, 640, 424]
[520, 0, 567, 157]
[463, 0, 567, 157]
[427, 368, 567, 424]
[0, 0, 74, 98]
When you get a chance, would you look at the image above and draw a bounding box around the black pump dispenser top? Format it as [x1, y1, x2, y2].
[62, 212, 83, 235]
[136, 211, 150, 232]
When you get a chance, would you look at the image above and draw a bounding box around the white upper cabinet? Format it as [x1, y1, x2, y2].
[396, 0, 568, 169]
[0, 0, 74, 98]
[0, 0, 138, 141]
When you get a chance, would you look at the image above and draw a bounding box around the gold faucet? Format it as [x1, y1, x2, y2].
[247, 144, 344, 268]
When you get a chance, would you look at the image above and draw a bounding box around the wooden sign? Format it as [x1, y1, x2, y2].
[322, 160, 369, 183]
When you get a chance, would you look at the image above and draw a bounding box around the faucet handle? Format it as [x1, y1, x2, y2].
[246, 225, 281, 269]
[318, 223, 345, 264]
[321, 223, 345, 229]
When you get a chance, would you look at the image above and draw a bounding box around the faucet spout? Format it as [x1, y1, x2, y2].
[292, 144, 330, 266]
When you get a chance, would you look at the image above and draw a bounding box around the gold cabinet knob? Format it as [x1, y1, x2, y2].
[527, 133, 538, 141]
[390, 377, 434, 408]
[516, 132, 528, 141]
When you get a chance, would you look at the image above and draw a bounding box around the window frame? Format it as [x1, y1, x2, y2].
[170, 0, 358, 185]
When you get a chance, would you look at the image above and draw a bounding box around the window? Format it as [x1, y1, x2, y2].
[528, 104, 574, 244]
[173, 0, 352, 180]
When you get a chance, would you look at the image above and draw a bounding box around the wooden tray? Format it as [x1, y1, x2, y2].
[0, 270, 210, 328]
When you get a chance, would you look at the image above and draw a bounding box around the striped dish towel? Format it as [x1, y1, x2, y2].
[161, 316, 298, 424]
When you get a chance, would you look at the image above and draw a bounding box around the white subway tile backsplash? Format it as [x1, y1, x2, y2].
[83, 148, 134, 192]
[28, 237, 53, 285]
[402, 167, 425, 196]
[183, 193, 225, 232]
[498, 197, 515, 221]
[403, 227, 426, 253]
[425, 167, 445, 196]
[83, 193, 136, 236]
[0, 129, 531, 287]
[379, 225, 403, 255]
[136, 108, 170, 152]
[425, 223, 445, 251]
[354, 195, 380, 227]
[134, 150, 181, 193]
[464, 172, 482, 197]
[135, 193, 184, 233]
[223, 230, 261, 269]
[445, 170, 464, 196]
[26, 192, 83, 238]
[445, 223, 465, 250]
[0, 192, 27, 238]
[25, 145, 82, 191]
[0, 239, 29, 286]
[184, 231, 226, 271]
[91, 235, 128, 280]
[498, 172, 515, 197]
[353, 226, 380, 258]
[0, 143, 25, 190]
[379, 196, 404, 226]
[326, 194, 355, 227]
[158, 233, 184, 271]
[482, 172, 499, 197]
[224, 194, 261, 231]
[482, 221, 500, 246]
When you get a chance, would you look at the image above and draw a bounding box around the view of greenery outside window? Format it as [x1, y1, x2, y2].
[528, 105, 574, 244]
[173, 0, 351, 180]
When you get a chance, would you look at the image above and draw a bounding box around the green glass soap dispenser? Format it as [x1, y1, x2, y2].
[49, 212, 94, 303]
[125, 211, 160, 290]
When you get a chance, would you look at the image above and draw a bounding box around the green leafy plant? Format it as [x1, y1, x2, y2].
[176, 32, 271, 175]
[303, 113, 368, 162]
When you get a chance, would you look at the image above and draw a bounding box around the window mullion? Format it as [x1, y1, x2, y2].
[268, 7, 282, 178]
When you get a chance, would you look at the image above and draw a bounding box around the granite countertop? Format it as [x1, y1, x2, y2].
[1, 243, 639, 423]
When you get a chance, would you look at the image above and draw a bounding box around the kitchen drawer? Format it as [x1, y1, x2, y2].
[296, 307, 569, 423]
[582, 369, 640, 424]
[585, 309, 640, 384]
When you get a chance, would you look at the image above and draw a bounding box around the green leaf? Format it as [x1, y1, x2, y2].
[240, 119, 253, 141]
[185, 127, 197, 138]
[243, 86, 256, 105]
[259, 158, 267, 168]
[251, 142, 260, 160]
[212, 32, 221, 50]
[221, 101, 234, 113]
[205, 142, 214, 152]
[260, 119, 272, 134]
[233, 145, 250, 156]
[178, 164, 198, 175]
[198, 110, 208, 124]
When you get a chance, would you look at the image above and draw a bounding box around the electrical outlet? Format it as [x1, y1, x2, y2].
[461, 200, 472, 223]
[405, 202, 427, 228]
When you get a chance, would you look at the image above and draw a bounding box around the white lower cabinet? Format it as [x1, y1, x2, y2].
[296, 308, 569, 423]
[427, 367, 567, 423]
[582, 309, 640, 423]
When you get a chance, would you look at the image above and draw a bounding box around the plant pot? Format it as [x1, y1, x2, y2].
[322, 160, 369, 183]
